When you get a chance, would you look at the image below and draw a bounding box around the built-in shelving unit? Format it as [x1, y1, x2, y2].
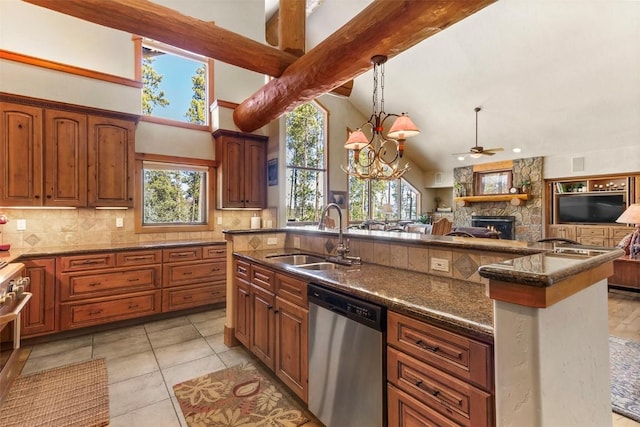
[455, 194, 529, 207]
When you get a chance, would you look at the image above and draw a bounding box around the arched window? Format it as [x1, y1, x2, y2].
[285, 102, 327, 222]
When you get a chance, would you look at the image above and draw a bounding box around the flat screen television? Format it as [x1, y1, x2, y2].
[557, 193, 626, 223]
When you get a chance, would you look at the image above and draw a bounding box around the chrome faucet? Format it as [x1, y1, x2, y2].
[318, 203, 361, 265]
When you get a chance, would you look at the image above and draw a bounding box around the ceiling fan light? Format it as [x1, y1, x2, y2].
[387, 114, 420, 139]
[470, 153, 483, 159]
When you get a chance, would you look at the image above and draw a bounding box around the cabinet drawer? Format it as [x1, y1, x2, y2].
[60, 291, 161, 329]
[251, 264, 275, 291]
[203, 245, 226, 261]
[388, 384, 459, 427]
[577, 236, 609, 246]
[275, 273, 307, 307]
[388, 347, 492, 427]
[163, 261, 226, 287]
[235, 259, 250, 281]
[611, 227, 633, 242]
[163, 247, 202, 262]
[387, 311, 492, 390]
[59, 253, 116, 272]
[577, 226, 608, 238]
[60, 266, 161, 301]
[162, 283, 225, 312]
[116, 250, 162, 267]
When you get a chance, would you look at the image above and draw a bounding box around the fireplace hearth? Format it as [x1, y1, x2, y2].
[472, 215, 516, 240]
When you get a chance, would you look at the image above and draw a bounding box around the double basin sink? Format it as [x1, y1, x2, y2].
[265, 253, 339, 270]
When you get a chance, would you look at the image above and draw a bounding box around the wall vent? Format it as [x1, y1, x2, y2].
[571, 157, 585, 173]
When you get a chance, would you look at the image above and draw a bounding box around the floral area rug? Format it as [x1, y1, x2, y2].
[610, 335, 640, 422]
[173, 362, 311, 426]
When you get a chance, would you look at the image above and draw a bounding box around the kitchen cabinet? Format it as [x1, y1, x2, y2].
[1, 95, 138, 207]
[387, 311, 494, 427]
[610, 256, 640, 291]
[58, 250, 162, 330]
[21, 258, 57, 338]
[87, 116, 135, 207]
[162, 245, 226, 312]
[214, 129, 268, 209]
[233, 257, 309, 402]
[0, 102, 43, 206]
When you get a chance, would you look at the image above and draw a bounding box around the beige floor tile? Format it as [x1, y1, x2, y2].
[154, 338, 215, 369]
[27, 334, 93, 359]
[109, 370, 169, 418]
[106, 350, 159, 384]
[191, 316, 225, 337]
[21, 346, 93, 375]
[187, 309, 225, 323]
[109, 398, 182, 427]
[161, 354, 226, 396]
[93, 333, 151, 360]
[144, 316, 190, 334]
[148, 324, 201, 349]
[217, 346, 253, 368]
[613, 412, 640, 427]
[205, 332, 232, 353]
[93, 324, 147, 345]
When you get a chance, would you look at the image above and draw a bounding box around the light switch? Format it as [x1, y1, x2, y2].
[430, 258, 450, 272]
[16, 219, 26, 231]
[116, 218, 124, 228]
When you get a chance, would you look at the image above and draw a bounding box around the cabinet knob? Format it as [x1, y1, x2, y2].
[46, 195, 52, 199]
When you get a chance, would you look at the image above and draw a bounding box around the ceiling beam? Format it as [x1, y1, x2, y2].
[278, 0, 305, 57]
[22, 0, 298, 77]
[233, 0, 496, 132]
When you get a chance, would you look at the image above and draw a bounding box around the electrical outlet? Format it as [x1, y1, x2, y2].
[16, 219, 26, 231]
[430, 258, 450, 272]
[217, 217, 223, 225]
[267, 237, 278, 245]
[116, 217, 124, 228]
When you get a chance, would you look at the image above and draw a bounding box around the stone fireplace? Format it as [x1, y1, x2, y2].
[453, 156, 543, 242]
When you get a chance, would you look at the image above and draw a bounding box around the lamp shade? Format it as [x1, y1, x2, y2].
[616, 204, 640, 225]
[387, 114, 420, 139]
[345, 129, 369, 150]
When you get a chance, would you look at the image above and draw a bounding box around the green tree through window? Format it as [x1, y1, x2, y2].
[286, 103, 327, 222]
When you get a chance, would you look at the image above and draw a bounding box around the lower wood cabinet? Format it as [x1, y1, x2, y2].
[21, 258, 57, 338]
[60, 291, 161, 329]
[387, 311, 494, 427]
[233, 256, 309, 403]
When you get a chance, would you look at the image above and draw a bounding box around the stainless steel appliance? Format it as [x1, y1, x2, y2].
[0, 261, 31, 402]
[308, 283, 385, 427]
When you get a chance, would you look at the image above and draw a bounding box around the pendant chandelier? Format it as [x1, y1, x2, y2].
[342, 55, 420, 181]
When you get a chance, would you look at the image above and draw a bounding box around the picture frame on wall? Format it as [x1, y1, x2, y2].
[330, 191, 347, 209]
[267, 158, 278, 186]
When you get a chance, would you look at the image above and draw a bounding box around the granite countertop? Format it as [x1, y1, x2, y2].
[0, 240, 226, 263]
[234, 248, 494, 342]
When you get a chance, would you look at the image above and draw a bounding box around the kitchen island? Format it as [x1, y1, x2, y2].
[225, 227, 622, 427]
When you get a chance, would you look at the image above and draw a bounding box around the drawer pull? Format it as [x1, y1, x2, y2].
[183, 272, 193, 275]
[415, 339, 440, 353]
[238, 266, 247, 274]
[82, 259, 102, 265]
[183, 295, 193, 300]
[214, 250, 225, 254]
[88, 309, 103, 316]
[128, 256, 152, 261]
[211, 268, 221, 272]
[128, 278, 140, 282]
[211, 291, 221, 295]
[414, 380, 440, 397]
[172, 253, 191, 258]
[88, 282, 101, 287]
[128, 304, 139, 309]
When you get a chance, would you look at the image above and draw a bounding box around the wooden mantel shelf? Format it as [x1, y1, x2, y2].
[455, 194, 529, 207]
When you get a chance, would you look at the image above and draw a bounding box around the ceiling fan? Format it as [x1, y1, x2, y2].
[454, 107, 504, 158]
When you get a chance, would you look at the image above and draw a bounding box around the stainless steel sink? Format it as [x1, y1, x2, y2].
[266, 254, 326, 265]
[295, 262, 339, 271]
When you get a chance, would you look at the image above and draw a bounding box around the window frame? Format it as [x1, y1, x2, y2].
[134, 153, 216, 233]
[348, 174, 421, 223]
[133, 36, 214, 131]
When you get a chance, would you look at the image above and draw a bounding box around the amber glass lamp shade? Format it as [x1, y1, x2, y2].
[387, 114, 420, 139]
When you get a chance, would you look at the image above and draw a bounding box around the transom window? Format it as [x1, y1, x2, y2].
[136, 38, 212, 129]
[285, 102, 327, 222]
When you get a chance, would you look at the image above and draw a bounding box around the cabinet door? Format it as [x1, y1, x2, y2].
[251, 284, 276, 370]
[87, 116, 135, 207]
[243, 138, 266, 208]
[21, 258, 57, 338]
[275, 296, 308, 403]
[221, 136, 246, 208]
[43, 109, 87, 207]
[235, 278, 252, 347]
[547, 225, 576, 241]
[0, 102, 43, 206]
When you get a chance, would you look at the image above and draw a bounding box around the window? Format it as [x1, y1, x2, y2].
[135, 38, 213, 129]
[348, 172, 420, 222]
[134, 154, 215, 233]
[285, 102, 327, 222]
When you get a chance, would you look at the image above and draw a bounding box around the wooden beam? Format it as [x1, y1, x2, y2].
[22, 0, 298, 77]
[278, 0, 305, 57]
[234, 0, 496, 132]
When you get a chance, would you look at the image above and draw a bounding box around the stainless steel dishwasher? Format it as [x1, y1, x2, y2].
[308, 283, 386, 427]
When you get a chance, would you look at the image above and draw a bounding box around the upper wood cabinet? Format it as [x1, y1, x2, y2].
[87, 116, 135, 207]
[214, 129, 268, 209]
[0, 102, 43, 206]
[0, 93, 138, 208]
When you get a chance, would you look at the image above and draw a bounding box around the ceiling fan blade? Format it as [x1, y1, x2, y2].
[484, 147, 504, 153]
